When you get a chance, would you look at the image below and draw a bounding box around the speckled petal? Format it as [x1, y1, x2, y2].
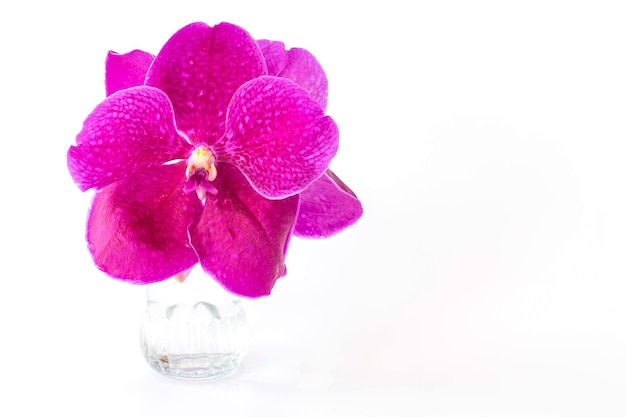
[258, 41, 362, 237]
[67, 86, 192, 191]
[87, 162, 203, 284]
[214, 76, 339, 199]
[146, 22, 266, 145]
[258, 40, 328, 111]
[295, 170, 363, 238]
[105, 49, 154, 96]
[190, 163, 298, 298]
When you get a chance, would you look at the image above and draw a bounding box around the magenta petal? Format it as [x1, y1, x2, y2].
[258, 40, 328, 111]
[295, 170, 363, 238]
[256, 40, 288, 78]
[67, 86, 191, 191]
[146, 22, 267, 144]
[190, 164, 298, 298]
[87, 163, 203, 284]
[105, 50, 154, 96]
[215, 76, 339, 199]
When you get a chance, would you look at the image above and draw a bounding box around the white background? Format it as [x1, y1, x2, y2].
[1, 1, 625, 415]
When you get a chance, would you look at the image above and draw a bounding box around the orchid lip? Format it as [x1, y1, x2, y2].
[184, 144, 218, 201]
[186, 144, 217, 179]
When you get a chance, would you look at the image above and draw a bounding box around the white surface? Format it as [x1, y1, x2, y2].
[1, 1, 625, 416]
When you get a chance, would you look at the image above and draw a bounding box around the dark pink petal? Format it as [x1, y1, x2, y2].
[105, 50, 154, 96]
[258, 40, 328, 111]
[190, 163, 298, 298]
[67, 86, 191, 191]
[146, 22, 267, 145]
[295, 170, 363, 238]
[87, 162, 203, 284]
[257, 41, 362, 237]
[214, 76, 339, 199]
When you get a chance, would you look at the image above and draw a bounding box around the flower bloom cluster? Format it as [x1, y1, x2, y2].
[67, 22, 362, 298]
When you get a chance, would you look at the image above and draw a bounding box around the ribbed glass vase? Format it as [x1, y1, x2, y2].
[139, 267, 249, 380]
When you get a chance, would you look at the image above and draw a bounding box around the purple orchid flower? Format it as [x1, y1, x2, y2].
[104, 38, 363, 240]
[67, 22, 339, 298]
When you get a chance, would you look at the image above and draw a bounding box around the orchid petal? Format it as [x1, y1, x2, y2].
[87, 162, 203, 284]
[258, 40, 328, 111]
[146, 22, 266, 144]
[257, 42, 362, 236]
[67, 86, 191, 191]
[105, 50, 154, 96]
[214, 76, 339, 199]
[190, 163, 298, 297]
[295, 170, 363, 238]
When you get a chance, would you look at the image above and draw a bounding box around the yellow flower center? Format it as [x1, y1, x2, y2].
[186, 145, 217, 181]
[185, 145, 218, 201]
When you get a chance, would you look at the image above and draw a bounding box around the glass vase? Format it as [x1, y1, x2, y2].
[139, 267, 249, 380]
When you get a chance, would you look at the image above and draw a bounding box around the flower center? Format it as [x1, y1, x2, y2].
[184, 145, 218, 201]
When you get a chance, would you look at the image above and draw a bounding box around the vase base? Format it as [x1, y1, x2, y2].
[139, 271, 249, 381]
[145, 352, 243, 380]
